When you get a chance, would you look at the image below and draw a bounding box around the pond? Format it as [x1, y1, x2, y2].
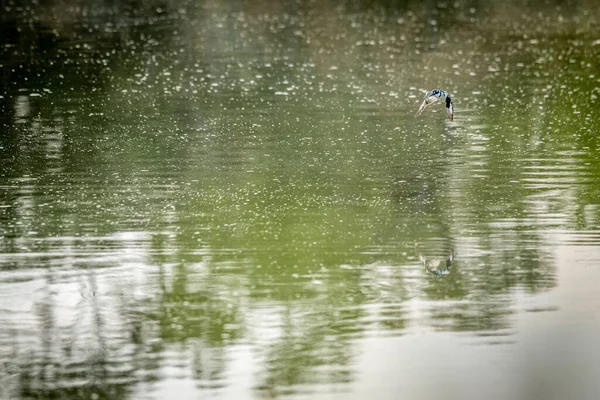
[1, 1, 600, 399]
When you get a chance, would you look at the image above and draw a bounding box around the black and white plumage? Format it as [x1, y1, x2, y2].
[415, 89, 454, 121]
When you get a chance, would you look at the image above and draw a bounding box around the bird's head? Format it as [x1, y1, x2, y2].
[445, 96, 454, 121]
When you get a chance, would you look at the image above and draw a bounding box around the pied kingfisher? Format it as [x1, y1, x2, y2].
[415, 89, 454, 121]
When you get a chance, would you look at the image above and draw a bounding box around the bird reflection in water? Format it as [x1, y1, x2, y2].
[416, 242, 455, 276]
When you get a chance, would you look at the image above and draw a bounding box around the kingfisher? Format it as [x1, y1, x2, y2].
[415, 89, 454, 121]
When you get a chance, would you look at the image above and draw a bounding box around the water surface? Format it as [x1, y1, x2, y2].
[1, 1, 600, 399]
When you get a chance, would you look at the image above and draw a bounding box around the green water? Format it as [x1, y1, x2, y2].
[1, 1, 600, 399]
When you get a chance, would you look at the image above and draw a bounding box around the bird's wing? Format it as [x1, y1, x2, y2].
[415, 95, 440, 116]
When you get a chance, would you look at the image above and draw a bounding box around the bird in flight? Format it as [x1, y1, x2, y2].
[415, 89, 454, 121]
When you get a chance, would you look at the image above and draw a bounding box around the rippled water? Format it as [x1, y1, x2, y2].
[1, 1, 600, 399]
